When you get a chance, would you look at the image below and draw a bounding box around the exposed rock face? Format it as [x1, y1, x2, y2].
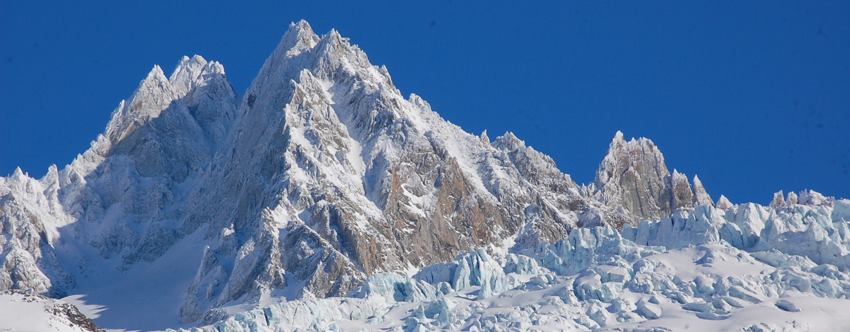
[670, 170, 695, 210]
[594, 131, 673, 223]
[592, 131, 714, 225]
[0, 20, 727, 324]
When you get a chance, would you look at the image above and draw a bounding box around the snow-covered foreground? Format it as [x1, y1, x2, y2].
[0, 291, 99, 332]
[58, 229, 206, 331]
[170, 201, 850, 331]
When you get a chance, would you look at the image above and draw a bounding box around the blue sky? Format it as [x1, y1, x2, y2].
[1, 1, 848, 203]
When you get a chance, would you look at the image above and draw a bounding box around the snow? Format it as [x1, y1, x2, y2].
[620, 294, 850, 332]
[62, 228, 206, 331]
[175, 200, 850, 331]
[0, 292, 94, 332]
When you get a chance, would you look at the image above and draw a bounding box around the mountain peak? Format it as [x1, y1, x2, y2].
[169, 54, 229, 100]
[492, 131, 526, 151]
[770, 190, 786, 207]
[716, 194, 734, 209]
[104, 65, 175, 142]
[670, 169, 694, 210]
[145, 64, 168, 82]
[276, 19, 320, 58]
[326, 28, 343, 41]
[169, 55, 209, 96]
[174, 55, 208, 72]
[595, 131, 669, 185]
[479, 130, 490, 145]
[11, 166, 25, 179]
[138, 64, 173, 98]
[613, 130, 625, 142]
[103, 55, 234, 145]
[290, 19, 313, 33]
[692, 174, 713, 206]
[595, 131, 673, 222]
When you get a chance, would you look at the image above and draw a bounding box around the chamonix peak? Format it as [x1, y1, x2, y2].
[2, 20, 849, 332]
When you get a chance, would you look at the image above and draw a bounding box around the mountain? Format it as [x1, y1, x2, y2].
[2, 20, 849, 331]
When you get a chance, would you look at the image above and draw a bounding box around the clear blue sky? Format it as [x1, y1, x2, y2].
[1, 1, 848, 203]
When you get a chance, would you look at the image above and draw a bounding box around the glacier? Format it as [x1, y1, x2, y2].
[1, 19, 849, 331]
[179, 199, 850, 331]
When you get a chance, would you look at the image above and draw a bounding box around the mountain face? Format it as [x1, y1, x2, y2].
[2, 20, 849, 330]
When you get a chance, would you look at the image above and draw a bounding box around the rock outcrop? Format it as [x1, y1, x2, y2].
[592, 131, 716, 225]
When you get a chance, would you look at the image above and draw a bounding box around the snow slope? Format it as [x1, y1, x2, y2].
[0, 291, 100, 332]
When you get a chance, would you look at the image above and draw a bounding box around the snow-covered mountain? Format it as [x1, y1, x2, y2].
[2, 20, 849, 331]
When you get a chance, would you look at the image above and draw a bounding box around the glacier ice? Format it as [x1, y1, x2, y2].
[171, 199, 850, 331]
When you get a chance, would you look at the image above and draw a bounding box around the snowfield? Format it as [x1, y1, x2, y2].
[0, 291, 99, 332]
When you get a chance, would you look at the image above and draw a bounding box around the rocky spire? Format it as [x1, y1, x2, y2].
[493, 131, 525, 151]
[594, 131, 672, 222]
[786, 191, 798, 205]
[798, 189, 828, 205]
[716, 195, 734, 210]
[770, 191, 786, 208]
[277, 19, 320, 58]
[102, 54, 235, 150]
[11, 166, 25, 180]
[692, 175, 713, 206]
[670, 169, 694, 210]
[479, 130, 490, 145]
[177, 57, 236, 146]
[105, 65, 175, 143]
[169, 55, 209, 97]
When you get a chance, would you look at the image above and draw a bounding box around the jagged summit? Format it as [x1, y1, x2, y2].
[592, 131, 723, 224]
[104, 54, 234, 145]
[169, 55, 221, 96]
[104, 64, 172, 141]
[692, 174, 713, 206]
[11, 166, 25, 179]
[594, 131, 672, 222]
[277, 19, 320, 57]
